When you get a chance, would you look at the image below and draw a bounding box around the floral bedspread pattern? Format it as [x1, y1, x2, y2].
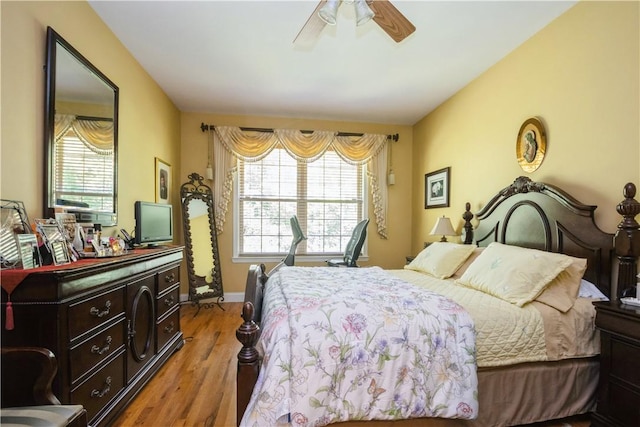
[240, 266, 478, 427]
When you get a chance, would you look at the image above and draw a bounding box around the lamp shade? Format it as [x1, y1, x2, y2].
[319, 0, 341, 25]
[430, 216, 456, 242]
[354, 0, 374, 26]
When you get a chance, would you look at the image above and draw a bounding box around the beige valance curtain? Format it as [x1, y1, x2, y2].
[210, 126, 390, 238]
[54, 114, 114, 155]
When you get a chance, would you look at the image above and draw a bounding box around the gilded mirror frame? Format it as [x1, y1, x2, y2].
[180, 173, 224, 314]
[44, 27, 119, 226]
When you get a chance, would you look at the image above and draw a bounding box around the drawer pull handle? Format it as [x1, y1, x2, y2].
[89, 300, 112, 318]
[164, 272, 176, 283]
[90, 376, 112, 398]
[164, 321, 175, 334]
[91, 336, 113, 355]
[163, 295, 176, 306]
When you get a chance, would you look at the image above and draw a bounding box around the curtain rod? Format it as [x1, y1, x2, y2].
[200, 123, 399, 142]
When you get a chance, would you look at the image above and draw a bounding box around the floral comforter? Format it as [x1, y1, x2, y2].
[240, 266, 478, 427]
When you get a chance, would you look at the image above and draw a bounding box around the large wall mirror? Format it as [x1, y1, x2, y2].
[180, 173, 224, 315]
[44, 27, 119, 226]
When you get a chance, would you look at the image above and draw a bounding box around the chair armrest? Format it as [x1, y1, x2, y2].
[1, 346, 61, 407]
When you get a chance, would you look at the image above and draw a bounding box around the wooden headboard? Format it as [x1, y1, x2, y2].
[465, 176, 614, 297]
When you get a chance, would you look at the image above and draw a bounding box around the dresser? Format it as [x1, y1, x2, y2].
[592, 301, 640, 427]
[1, 246, 184, 427]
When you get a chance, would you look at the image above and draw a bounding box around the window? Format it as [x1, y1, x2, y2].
[53, 129, 115, 211]
[236, 146, 366, 259]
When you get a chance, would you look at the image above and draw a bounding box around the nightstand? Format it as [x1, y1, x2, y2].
[592, 301, 640, 426]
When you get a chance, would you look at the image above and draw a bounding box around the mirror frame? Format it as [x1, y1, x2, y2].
[44, 27, 119, 226]
[180, 173, 224, 314]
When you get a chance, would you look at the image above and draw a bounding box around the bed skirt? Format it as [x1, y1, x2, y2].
[330, 357, 598, 427]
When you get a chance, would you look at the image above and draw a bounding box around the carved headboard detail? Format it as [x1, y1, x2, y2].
[473, 176, 614, 298]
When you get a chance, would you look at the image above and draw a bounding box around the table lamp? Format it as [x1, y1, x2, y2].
[430, 216, 456, 242]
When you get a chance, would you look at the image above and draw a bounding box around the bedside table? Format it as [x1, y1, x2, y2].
[592, 301, 640, 426]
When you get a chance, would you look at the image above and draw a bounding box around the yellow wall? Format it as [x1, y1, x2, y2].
[2, 1, 638, 297]
[412, 0, 640, 255]
[0, 1, 181, 239]
[180, 113, 413, 293]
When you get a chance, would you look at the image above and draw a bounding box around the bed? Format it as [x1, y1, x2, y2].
[235, 176, 631, 427]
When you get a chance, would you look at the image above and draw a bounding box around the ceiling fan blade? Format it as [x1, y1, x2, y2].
[293, 1, 328, 45]
[369, 0, 416, 43]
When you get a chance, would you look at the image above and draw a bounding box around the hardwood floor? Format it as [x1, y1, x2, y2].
[112, 302, 590, 427]
[112, 303, 241, 427]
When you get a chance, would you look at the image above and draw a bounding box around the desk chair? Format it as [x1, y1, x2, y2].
[327, 218, 369, 267]
[267, 216, 307, 275]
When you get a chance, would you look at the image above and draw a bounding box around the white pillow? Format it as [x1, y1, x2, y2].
[404, 242, 477, 279]
[456, 242, 574, 306]
[579, 279, 609, 301]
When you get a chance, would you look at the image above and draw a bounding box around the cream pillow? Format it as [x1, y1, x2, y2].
[404, 242, 477, 279]
[450, 247, 484, 280]
[534, 256, 587, 312]
[456, 242, 574, 306]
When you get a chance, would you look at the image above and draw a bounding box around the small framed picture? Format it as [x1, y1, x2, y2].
[51, 240, 71, 265]
[516, 117, 547, 173]
[155, 158, 171, 204]
[17, 234, 41, 270]
[425, 167, 450, 209]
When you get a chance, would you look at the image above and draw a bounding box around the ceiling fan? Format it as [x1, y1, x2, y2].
[294, 0, 416, 45]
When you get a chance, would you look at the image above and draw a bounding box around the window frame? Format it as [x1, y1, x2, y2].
[52, 130, 116, 213]
[232, 150, 369, 263]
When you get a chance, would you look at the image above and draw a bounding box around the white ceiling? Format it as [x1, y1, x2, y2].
[88, 0, 576, 126]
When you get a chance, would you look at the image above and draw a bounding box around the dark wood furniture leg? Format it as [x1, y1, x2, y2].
[614, 182, 640, 299]
[236, 302, 261, 426]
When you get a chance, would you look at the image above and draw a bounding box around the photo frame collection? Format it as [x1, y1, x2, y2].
[425, 167, 450, 209]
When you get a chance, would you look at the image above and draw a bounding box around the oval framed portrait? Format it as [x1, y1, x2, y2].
[516, 117, 546, 173]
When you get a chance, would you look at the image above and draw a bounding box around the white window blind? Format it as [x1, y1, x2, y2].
[237, 147, 364, 257]
[54, 130, 114, 211]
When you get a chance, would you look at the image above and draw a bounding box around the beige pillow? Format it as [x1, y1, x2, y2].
[450, 247, 484, 280]
[404, 242, 477, 279]
[456, 242, 574, 306]
[534, 256, 587, 312]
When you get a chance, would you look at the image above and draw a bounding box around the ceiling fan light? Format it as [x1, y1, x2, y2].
[354, 0, 374, 26]
[318, 0, 341, 25]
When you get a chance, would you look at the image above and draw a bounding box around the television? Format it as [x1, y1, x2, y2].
[134, 201, 173, 247]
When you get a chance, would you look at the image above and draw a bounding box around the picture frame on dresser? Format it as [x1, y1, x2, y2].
[425, 167, 450, 209]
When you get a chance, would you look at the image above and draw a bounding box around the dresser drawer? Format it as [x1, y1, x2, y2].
[157, 266, 179, 295]
[69, 317, 126, 384]
[156, 286, 180, 319]
[156, 307, 180, 352]
[607, 380, 640, 426]
[71, 351, 125, 423]
[610, 337, 640, 387]
[68, 287, 125, 341]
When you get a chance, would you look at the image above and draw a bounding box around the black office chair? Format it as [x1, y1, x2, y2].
[268, 216, 307, 275]
[326, 218, 370, 267]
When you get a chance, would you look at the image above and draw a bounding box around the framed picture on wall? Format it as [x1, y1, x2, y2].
[155, 158, 171, 204]
[425, 167, 450, 209]
[516, 117, 547, 173]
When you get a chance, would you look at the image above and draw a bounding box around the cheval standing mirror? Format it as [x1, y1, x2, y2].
[180, 173, 224, 314]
